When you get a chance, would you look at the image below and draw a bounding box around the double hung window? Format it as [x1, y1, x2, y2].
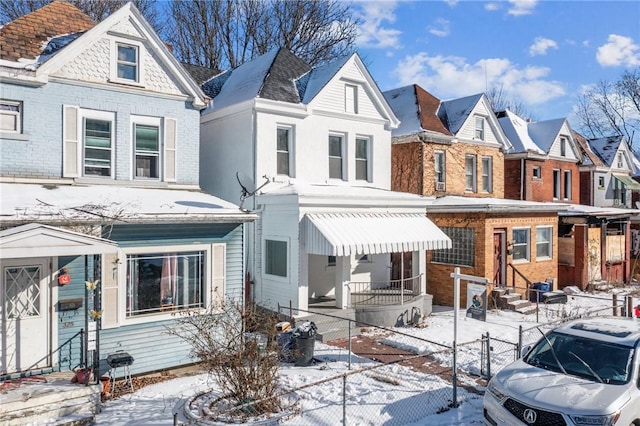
[329, 135, 344, 180]
[355, 137, 369, 181]
[277, 127, 291, 176]
[117, 43, 139, 82]
[465, 154, 477, 192]
[0, 100, 21, 133]
[512, 228, 530, 261]
[134, 123, 160, 179]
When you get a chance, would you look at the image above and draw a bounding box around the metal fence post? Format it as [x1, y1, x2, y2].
[452, 340, 458, 408]
[348, 319, 352, 371]
[486, 332, 491, 379]
[518, 325, 523, 358]
[342, 374, 347, 425]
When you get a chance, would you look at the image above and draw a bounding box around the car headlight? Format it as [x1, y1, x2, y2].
[569, 411, 620, 426]
[486, 380, 506, 402]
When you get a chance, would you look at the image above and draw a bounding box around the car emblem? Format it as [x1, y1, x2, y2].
[523, 408, 537, 424]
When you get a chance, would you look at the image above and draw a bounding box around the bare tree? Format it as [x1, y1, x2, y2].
[486, 83, 533, 120]
[166, 0, 359, 70]
[575, 67, 640, 148]
[1, 0, 162, 33]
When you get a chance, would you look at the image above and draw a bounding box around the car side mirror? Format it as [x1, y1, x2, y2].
[520, 345, 532, 359]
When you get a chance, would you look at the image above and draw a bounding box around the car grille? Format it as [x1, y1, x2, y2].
[503, 398, 566, 426]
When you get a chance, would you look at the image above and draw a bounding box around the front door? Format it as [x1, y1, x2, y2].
[493, 231, 506, 287]
[1, 258, 50, 375]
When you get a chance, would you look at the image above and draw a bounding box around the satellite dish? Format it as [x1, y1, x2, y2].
[236, 171, 270, 211]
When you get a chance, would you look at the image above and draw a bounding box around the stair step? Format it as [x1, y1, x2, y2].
[500, 294, 522, 303]
[516, 305, 539, 315]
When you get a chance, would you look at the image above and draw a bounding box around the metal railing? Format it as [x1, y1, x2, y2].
[347, 274, 422, 307]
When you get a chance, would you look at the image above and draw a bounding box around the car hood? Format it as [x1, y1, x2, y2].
[495, 359, 629, 414]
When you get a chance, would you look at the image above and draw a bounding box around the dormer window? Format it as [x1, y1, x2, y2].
[560, 137, 567, 157]
[345, 84, 358, 114]
[474, 116, 485, 141]
[117, 43, 139, 82]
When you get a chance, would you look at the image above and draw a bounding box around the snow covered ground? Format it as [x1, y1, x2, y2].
[95, 287, 639, 425]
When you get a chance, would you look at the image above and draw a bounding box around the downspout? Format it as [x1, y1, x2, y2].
[590, 170, 594, 205]
[520, 158, 524, 200]
[248, 107, 258, 304]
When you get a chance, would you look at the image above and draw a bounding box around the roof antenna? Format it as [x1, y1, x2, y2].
[236, 172, 270, 212]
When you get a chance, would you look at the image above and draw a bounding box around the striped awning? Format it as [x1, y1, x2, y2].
[302, 212, 451, 256]
[612, 174, 640, 190]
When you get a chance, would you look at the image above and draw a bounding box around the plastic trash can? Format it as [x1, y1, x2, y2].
[292, 321, 317, 367]
[529, 282, 551, 303]
[277, 330, 294, 363]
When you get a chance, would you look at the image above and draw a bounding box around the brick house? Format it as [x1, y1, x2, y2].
[384, 85, 564, 308]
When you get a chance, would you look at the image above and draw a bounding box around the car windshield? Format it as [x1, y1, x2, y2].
[524, 331, 634, 384]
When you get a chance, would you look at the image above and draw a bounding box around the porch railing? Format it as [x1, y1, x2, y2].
[347, 274, 423, 307]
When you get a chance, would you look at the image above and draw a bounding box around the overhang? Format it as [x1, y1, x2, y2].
[0, 223, 118, 259]
[302, 212, 451, 256]
[612, 174, 640, 190]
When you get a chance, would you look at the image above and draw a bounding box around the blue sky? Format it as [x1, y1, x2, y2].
[352, 0, 640, 123]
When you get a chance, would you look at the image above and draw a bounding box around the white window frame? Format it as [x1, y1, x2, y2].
[0, 100, 22, 133]
[598, 176, 605, 189]
[345, 84, 358, 114]
[474, 116, 485, 141]
[560, 137, 567, 157]
[512, 227, 530, 262]
[276, 125, 294, 177]
[118, 243, 214, 326]
[536, 226, 553, 260]
[465, 154, 477, 192]
[81, 109, 115, 178]
[355, 135, 370, 182]
[563, 169, 572, 200]
[264, 237, 289, 282]
[553, 169, 561, 199]
[328, 133, 345, 180]
[110, 38, 144, 86]
[617, 153, 624, 169]
[434, 150, 446, 188]
[132, 115, 162, 180]
[532, 166, 541, 179]
[482, 156, 492, 193]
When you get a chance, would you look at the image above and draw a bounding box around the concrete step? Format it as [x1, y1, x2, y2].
[516, 305, 539, 315]
[508, 299, 532, 310]
[0, 379, 100, 426]
[297, 309, 358, 342]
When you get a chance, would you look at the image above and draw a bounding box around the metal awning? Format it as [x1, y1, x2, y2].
[0, 223, 118, 259]
[302, 212, 452, 256]
[613, 174, 640, 190]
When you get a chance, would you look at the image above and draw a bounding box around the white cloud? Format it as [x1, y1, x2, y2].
[391, 53, 566, 105]
[444, 0, 458, 6]
[355, 1, 403, 49]
[507, 0, 538, 16]
[529, 37, 558, 56]
[485, 3, 501, 12]
[596, 34, 640, 67]
[428, 18, 450, 37]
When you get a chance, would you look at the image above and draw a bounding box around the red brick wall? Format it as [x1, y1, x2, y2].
[504, 158, 580, 203]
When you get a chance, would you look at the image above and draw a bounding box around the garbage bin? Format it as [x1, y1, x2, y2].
[277, 330, 294, 363]
[529, 282, 551, 303]
[292, 321, 317, 367]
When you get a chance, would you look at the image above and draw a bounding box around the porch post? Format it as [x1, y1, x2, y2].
[335, 256, 351, 309]
[413, 250, 426, 295]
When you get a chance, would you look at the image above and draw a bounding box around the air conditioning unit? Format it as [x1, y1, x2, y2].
[613, 199, 621, 206]
[435, 182, 445, 192]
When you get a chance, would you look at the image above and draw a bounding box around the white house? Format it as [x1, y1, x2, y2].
[195, 49, 450, 320]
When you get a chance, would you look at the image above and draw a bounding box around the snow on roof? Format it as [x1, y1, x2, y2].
[383, 85, 423, 136]
[438, 93, 483, 135]
[425, 195, 569, 213]
[528, 118, 566, 153]
[589, 135, 624, 167]
[300, 54, 351, 104]
[497, 110, 544, 155]
[560, 202, 638, 217]
[0, 183, 256, 224]
[205, 49, 280, 110]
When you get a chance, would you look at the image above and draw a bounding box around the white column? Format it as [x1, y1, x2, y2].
[413, 249, 427, 295]
[299, 250, 309, 311]
[335, 256, 351, 309]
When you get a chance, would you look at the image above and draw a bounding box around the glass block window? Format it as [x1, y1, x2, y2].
[431, 227, 475, 267]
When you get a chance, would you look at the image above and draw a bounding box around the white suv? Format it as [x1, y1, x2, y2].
[483, 317, 640, 426]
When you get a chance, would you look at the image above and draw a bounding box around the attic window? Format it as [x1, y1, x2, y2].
[345, 84, 358, 114]
[474, 116, 485, 141]
[560, 137, 567, 157]
[617, 153, 624, 168]
[117, 43, 139, 82]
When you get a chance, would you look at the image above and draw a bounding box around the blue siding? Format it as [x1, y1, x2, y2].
[96, 225, 245, 376]
[0, 81, 200, 185]
[108, 223, 239, 245]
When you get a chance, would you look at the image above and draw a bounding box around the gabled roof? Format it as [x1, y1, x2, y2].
[437, 93, 484, 134]
[0, 1, 95, 63]
[573, 131, 604, 167]
[496, 109, 544, 155]
[589, 135, 626, 167]
[383, 84, 451, 137]
[528, 118, 567, 153]
[299, 54, 349, 104]
[201, 48, 311, 108]
[181, 63, 221, 86]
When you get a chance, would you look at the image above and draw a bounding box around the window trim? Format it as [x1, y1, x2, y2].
[598, 175, 605, 189]
[355, 135, 371, 182]
[536, 226, 553, 260]
[132, 115, 162, 181]
[617, 153, 624, 169]
[481, 156, 492, 193]
[512, 227, 531, 263]
[474, 116, 485, 141]
[0, 99, 22, 134]
[81, 109, 115, 178]
[110, 38, 144, 86]
[276, 125, 294, 177]
[118, 243, 214, 326]
[264, 237, 289, 282]
[328, 133, 345, 180]
[434, 150, 446, 188]
[563, 169, 572, 200]
[465, 154, 477, 192]
[553, 169, 561, 199]
[345, 84, 358, 114]
[532, 166, 541, 179]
